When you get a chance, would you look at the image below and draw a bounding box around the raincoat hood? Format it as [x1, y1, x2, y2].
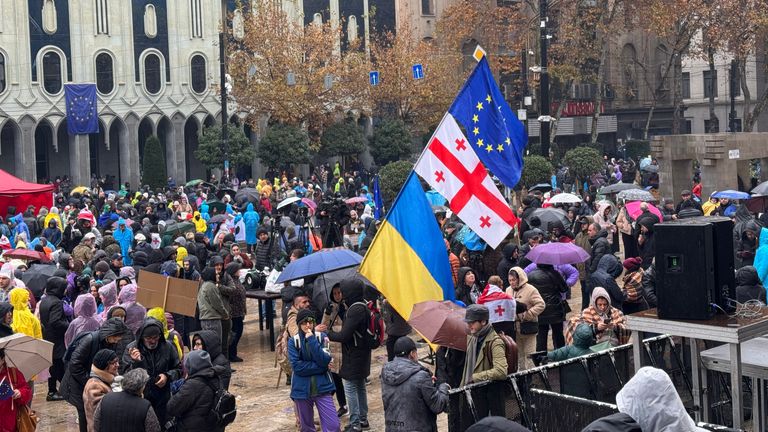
[617, 367, 707, 432]
[147, 307, 171, 339]
[760, 227, 768, 248]
[74, 293, 97, 318]
[118, 283, 137, 304]
[99, 282, 118, 309]
[9, 287, 30, 310]
[195, 329, 224, 359]
[597, 254, 623, 278]
[381, 356, 424, 386]
[736, 266, 760, 287]
[246, 203, 254, 213]
[572, 323, 595, 349]
[509, 266, 529, 288]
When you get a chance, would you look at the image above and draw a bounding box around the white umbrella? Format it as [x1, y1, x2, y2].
[0, 334, 53, 379]
[277, 196, 301, 210]
[548, 193, 582, 204]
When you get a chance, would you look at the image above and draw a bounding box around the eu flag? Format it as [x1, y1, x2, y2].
[448, 57, 527, 189]
[372, 175, 383, 219]
[65, 84, 99, 135]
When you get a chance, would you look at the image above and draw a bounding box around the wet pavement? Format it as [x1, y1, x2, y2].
[31, 297, 448, 431]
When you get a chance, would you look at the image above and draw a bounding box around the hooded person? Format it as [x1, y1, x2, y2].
[0, 301, 13, 337]
[61, 317, 130, 432]
[735, 265, 767, 304]
[9, 286, 42, 338]
[506, 267, 545, 371]
[497, 244, 519, 288]
[192, 329, 232, 390]
[94, 260, 117, 284]
[547, 322, 594, 362]
[117, 284, 146, 334]
[477, 275, 517, 337]
[146, 307, 183, 362]
[616, 367, 708, 432]
[65, 294, 102, 347]
[456, 267, 481, 306]
[192, 210, 208, 234]
[736, 221, 760, 269]
[98, 282, 118, 321]
[38, 276, 71, 400]
[43, 218, 63, 246]
[82, 349, 119, 432]
[567, 287, 628, 347]
[588, 255, 626, 311]
[752, 227, 768, 287]
[243, 203, 260, 250]
[167, 350, 223, 432]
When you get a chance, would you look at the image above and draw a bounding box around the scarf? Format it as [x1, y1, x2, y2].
[462, 323, 492, 386]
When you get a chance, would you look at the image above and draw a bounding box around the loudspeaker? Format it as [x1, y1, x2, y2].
[654, 218, 727, 320]
[707, 217, 736, 312]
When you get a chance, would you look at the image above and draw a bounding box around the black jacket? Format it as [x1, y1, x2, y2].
[195, 330, 232, 390]
[588, 229, 611, 274]
[167, 368, 221, 432]
[328, 279, 372, 380]
[455, 267, 477, 306]
[582, 412, 642, 432]
[38, 277, 70, 359]
[96, 391, 153, 432]
[381, 357, 449, 432]
[735, 266, 767, 304]
[496, 244, 519, 288]
[588, 255, 626, 310]
[640, 263, 657, 308]
[527, 265, 568, 324]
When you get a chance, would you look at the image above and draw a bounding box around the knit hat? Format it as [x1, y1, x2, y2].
[95, 261, 110, 273]
[393, 336, 417, 357]
[92, 349, 118, 370]
[185, 349, 213, 375]
[296, 309, 316, 325]
[173, 237, 187, 247]
[83, 232, 96, 241]
[464, 304, 489, 322]
[622, 257, 643, 272]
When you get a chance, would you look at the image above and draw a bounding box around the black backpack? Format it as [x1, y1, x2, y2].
[206, 380, 237, 427]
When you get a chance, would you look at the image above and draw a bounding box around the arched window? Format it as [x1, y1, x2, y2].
[144, 53, 162, 95]
[347, 15, 358, 42]
[42, 51, 63, 94]
[0, 53, 6, 94]
[95, 53, 114, 94]
[190, 55, 206, 93]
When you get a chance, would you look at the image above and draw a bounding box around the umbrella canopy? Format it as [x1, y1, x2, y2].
[408, 300, 468, 351]
[712, 190, 750, 200]
[70, 186, 89, 195]
[617, 189, 656, 202]
[0, 333, 54, 379]
[277, 196, 301, 210]
[548, 193, 582, 205]
[301, 198, 317, 210]
[185, 179, 205, 187]
[598, 183, 640, 195]
[234, 187, 260, 203]
[432, 205, 449, 214]
[215, 188, 237, 200]
[205, 199, 227, 214]
[747, 195, 768, 213]
[345, 197, 368, 205]
[529, 183, 552, 192]
[310, 266, 375, 314]
[640, 164, 659, 173]
[524, 242, 590, 265]
[162, 221, 195, 238]
[526, 207, 569, 233]
[21, 263, 57, 299]
[1, 249, 50, 263]
[276, 249, 362, 283]
[624, 201, 663, 221]
[752, 181, 768, 196]
[112, 218, 135, 229]
[208, 214, 228, 224]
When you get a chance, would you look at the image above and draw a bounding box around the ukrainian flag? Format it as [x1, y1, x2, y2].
[359, 172, 455, 320]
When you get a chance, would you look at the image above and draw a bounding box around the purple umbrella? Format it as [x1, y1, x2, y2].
[524, 242, 590, 265]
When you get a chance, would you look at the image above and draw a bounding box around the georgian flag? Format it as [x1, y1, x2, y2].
[477, 284, 516, 323]
[414, 113, 518, 249]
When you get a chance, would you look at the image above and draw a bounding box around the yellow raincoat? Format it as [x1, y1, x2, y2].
[175, 247, 188, 268]
[146, 307, 183, 360]
[193, 211, 207, 233]
[9, 287, 42, 339]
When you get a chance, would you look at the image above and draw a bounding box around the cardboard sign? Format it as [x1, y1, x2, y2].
[136, 270, 199, 317]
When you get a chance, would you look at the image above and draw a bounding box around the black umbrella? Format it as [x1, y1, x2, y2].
[235, 187, 260, 204]
[526, 207, 570, 233]
[162, 221, 196, 238]
[309, 266, 376, 314]
[22, 264, 57, 300]
[208, 214, 228, 224]
[215, 188, 237, 200]
[529, 183, 552, 192]
[752, 181, 768, 196]
[205, 199, 227, 214]
[598, 183, 641, 195]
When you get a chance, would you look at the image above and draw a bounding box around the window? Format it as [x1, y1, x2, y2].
[190, 0, 203, 38]
[95, 53, 114, 94]
[95, 0, 109, 34]
[0, 53, 5, 94]
[704, 118, 719, 133]
[190, 55, 206, 93]
[144, 53, 162, 94]
[684, 120, 692, 134]
[681, 72, 690, 99]
[703, 70, 717, 98]
[421, 0, 434, 15]
[42, 51, 63, 94]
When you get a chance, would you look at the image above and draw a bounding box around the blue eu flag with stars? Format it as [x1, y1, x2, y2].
[65, 84, 99, 135]
[448, 57, 527, 189]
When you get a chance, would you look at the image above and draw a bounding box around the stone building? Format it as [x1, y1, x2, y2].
[0, 0, 231, 187]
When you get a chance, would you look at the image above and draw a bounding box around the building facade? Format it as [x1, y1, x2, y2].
[0, 0, 229, 187]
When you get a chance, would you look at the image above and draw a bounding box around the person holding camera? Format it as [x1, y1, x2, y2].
[254, 227, 280, 270]
[565, 287, 628, 348]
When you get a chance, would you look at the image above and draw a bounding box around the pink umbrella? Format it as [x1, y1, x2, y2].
[624, 201, 662, 220]
[345, 196, 368, 205]
[300, 197, 317, 210]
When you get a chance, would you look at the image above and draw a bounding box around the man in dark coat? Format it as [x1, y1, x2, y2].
[528, 264, 569, 351]
[192, 330, 231, 390]
[327, 278, 373, 432]
[167, 350, 222, 432]
[735, 266, 767, 303]
[38, 276, 70, 401]
[589, 255, 626, 310]
[121, 318, 183, 426]
[61, 317, 130, 432]
[381, 337, 450, 432]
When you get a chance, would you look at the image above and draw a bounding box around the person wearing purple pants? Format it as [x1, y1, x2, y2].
[288, 309, 341, 432]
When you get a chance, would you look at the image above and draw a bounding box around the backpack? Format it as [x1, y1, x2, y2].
[63, 330, 100, 363]
[485, 331, 519, 374]
[205, 380, 237, 427]
[351, 301, 385, 349]
[275, 328, 292, 375]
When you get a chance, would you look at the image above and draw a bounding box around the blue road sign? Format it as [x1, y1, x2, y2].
[369, 71, 380, 86]
[412, 64, 424, 80]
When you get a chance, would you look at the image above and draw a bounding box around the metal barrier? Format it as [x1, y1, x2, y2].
[447, 335, 694, 431]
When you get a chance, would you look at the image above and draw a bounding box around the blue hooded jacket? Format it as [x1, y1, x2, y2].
[11, 213, 29, 245]
[752, 228, 768, 295]
[112, 218, 134, 265]
[243, 203, 260, 245]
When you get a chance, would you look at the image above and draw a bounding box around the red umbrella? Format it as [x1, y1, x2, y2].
[1, 249, 50, 263]
[408, 300, 468, 351]
[345, 197, 368, 205]
[624, 201, 662, 220]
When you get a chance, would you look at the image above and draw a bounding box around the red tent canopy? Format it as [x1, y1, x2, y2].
[0, 169, 54, 218]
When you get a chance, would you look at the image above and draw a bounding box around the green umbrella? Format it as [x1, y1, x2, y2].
[185, 179, 204, 187]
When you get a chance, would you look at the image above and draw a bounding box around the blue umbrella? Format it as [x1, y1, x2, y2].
[276, 249, 362, 283]
[712, 190, 750, 200]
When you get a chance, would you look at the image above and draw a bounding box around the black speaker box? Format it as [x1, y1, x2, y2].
[654, 216, 734, 320]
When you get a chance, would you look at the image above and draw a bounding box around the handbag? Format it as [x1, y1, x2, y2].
[519, 320, 539, 335]
[16, 404, 39, 432]
[561, 300, 572, 314]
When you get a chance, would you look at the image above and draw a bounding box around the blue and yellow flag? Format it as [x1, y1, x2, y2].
[448, 57, 527, 189]
[359, 172, 454, 320]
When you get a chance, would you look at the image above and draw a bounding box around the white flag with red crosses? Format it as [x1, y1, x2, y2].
[414, 113, 518, 249]
[477, 284, 517, 323]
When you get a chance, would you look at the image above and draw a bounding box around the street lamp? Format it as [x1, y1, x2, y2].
[219, 0, 230, 183]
